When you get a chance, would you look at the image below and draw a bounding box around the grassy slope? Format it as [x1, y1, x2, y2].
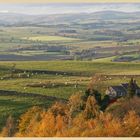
[0, 61, 140, 99]
[0, 61, 140, 129]
[0, 61, 140, 75]
[0, 95, 54, 130]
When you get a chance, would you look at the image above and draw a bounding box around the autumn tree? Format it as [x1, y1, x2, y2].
[48, 102, 68, 117]
[0, 116, 15, 137]
[123, 111, 140, 136]
[17, 106, 44, 136]
[84, 96, 100, 119]
[67, 92, 84, 126]
[83, 89, 91, 101]
[83, 89, 101, 104]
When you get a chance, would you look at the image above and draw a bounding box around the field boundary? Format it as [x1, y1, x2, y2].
[15, 69, 90, 76]
[14, 69, 140, 77]
[0, 90, 67, 102]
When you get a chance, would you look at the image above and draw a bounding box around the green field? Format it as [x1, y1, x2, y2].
[0, 61, 140, 130]
[1, 61, 140, 75]
[0, 95, 53, 129]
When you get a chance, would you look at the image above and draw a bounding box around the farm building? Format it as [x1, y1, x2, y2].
[106, 80, 140, 99]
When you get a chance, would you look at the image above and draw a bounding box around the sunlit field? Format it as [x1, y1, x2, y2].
[24, 35, 80, 42]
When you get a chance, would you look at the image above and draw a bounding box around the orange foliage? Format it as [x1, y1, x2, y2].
[84, 95, 100, 119]
[14, 107, 140, 137]
[123, 111, 140, 136]
[0, 116, 15, 137]
[1, 95, 140, 137]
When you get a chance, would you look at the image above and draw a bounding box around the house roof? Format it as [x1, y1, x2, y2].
[121, 83, 129, 89]
[121, 82, 140, 89]
[134, 82, 140, 89]
[111, 85, 127, 94]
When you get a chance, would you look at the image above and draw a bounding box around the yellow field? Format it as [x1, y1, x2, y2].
[24, 35, 80, 42]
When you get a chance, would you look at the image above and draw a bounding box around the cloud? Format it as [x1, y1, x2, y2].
[0, 3, 140, 15]
[0, 10, 9, 13]
[0, 0, 140, 3]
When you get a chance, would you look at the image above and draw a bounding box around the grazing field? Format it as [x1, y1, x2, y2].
[0, 62, 140, 129]
[1, 61, 140, 75]
[0, 61, 140, 99]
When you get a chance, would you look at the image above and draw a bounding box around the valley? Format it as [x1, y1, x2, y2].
[0, 3, 140, 136]
[0, 11, 140, 61]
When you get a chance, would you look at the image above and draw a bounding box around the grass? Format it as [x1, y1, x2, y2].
[92, 56, 115, 62]
[0, 61, 140, 99]
[0, 61, 91, 129]
[0, 77, 87, 99]
[0, 95, 54, 130]
[1, 61, 140, 75]
[24, 35, 80, 42]
[0, 51, 65, 56]
[68, 41, 118, 50]
[115, 54, 140, 60]
[0, 61, 139, 129]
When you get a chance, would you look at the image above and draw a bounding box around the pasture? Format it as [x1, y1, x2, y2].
[0, 61, 140, 75]
[0, 61, 140, 129]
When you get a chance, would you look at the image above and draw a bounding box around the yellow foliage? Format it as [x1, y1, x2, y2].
[84, 95, 100, 119]
[0, 116, 15, 137]
[123, 111, 140, 136]
[1, 96, 140, 137]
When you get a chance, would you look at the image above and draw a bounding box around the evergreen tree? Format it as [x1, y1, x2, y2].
[84, 89, 90, 100]
[100, 95, 110, 111]
[127, 78, 135, 99]
[91, 89, 102, 105]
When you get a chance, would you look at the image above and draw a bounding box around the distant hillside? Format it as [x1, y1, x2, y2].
[0, 11, 140, 26]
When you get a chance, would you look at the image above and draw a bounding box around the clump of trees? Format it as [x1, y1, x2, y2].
[1, 104, 139, 137]
[0, 116, 15, 137]
[127, 78, 137, 99]
[1, 90, 140, 137]
[82, 88, 110, 111]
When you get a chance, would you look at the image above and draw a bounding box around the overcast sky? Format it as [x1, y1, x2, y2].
[0, 0, 140, 3]
[0, 3, 140, 15]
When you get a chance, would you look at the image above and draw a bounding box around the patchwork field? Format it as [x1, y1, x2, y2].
[0, 12, 140, 61]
